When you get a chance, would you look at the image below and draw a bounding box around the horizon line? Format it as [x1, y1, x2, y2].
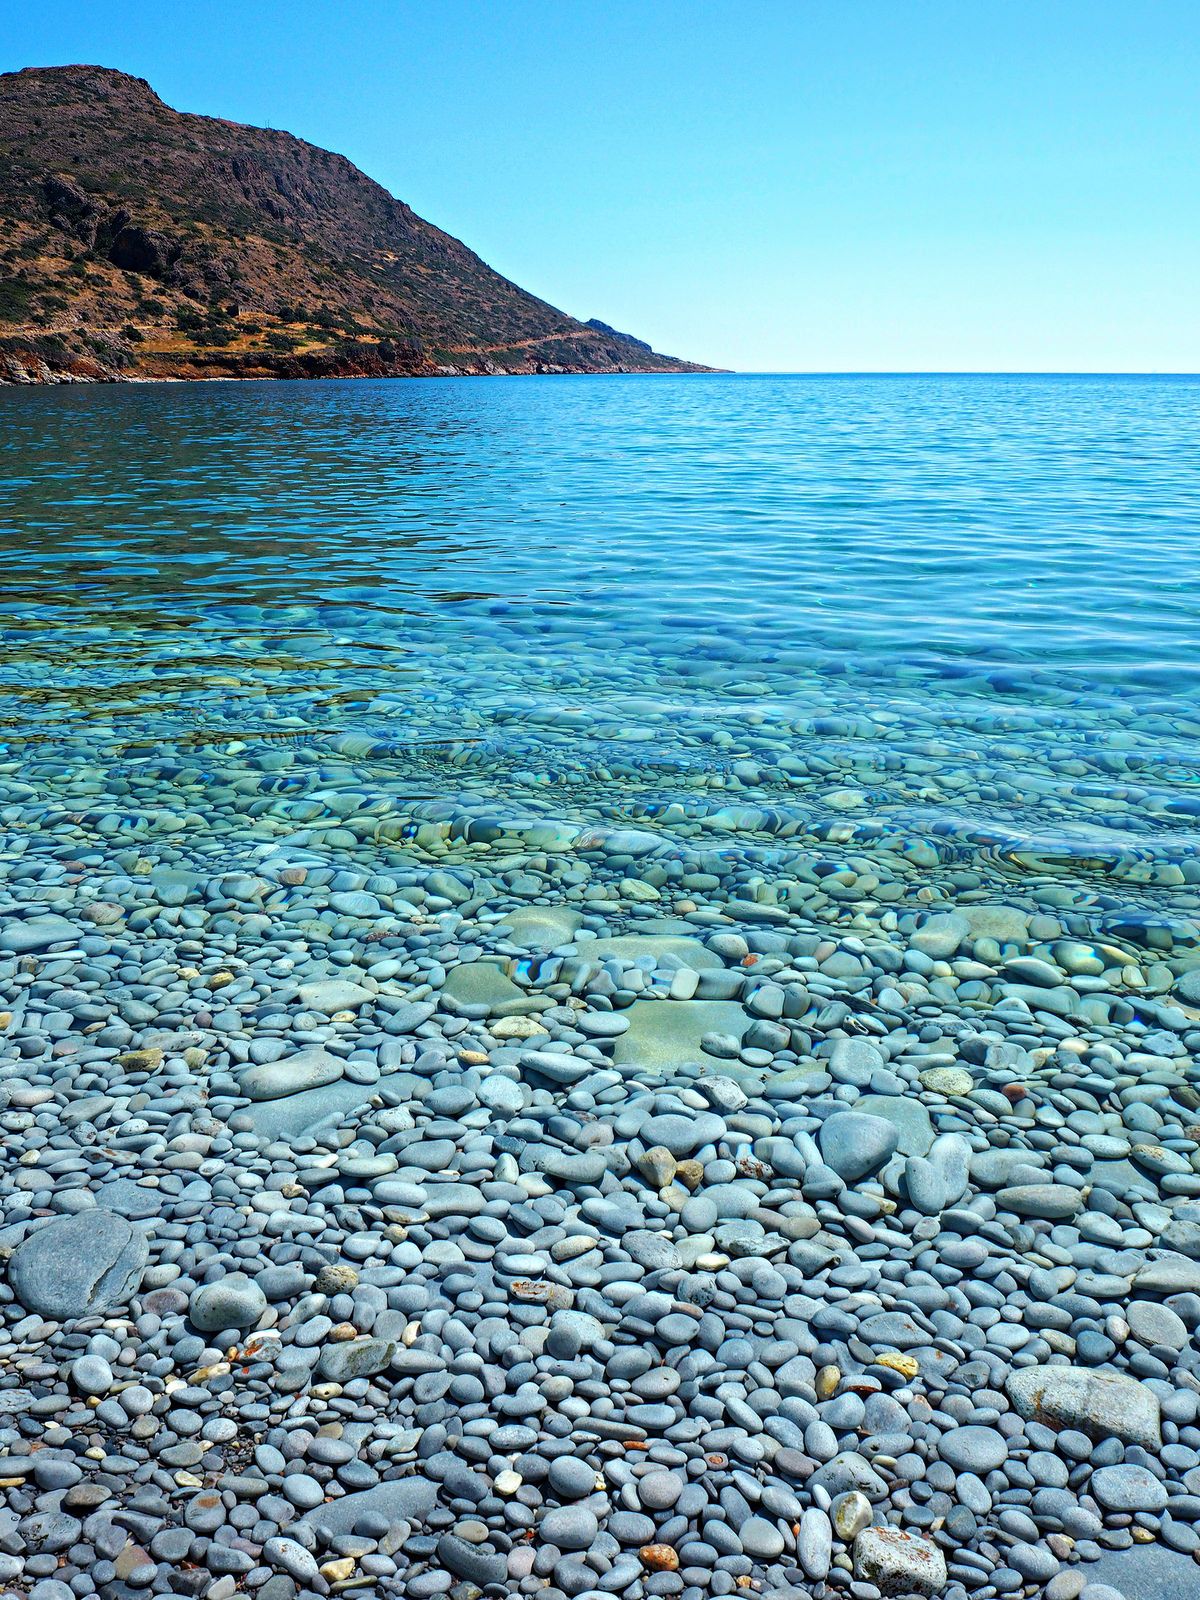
[701, 369, 1200, 378]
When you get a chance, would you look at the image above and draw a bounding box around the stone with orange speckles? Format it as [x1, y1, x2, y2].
[640, 1545, 680, 1572]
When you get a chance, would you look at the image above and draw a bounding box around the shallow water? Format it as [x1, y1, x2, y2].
[2, 373, 1199, 924]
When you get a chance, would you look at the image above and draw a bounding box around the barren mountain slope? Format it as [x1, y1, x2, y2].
[0, 65, 709, 382]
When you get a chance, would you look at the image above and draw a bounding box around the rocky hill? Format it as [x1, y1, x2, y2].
[0, 65, 709, 383]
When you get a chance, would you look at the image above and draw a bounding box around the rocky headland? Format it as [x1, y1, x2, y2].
[0, 66, 709, 384]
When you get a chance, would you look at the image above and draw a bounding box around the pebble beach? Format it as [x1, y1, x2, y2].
[1, 374, 1199, 1600]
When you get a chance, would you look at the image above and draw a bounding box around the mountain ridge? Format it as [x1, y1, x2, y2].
[0, 64, 711, 383]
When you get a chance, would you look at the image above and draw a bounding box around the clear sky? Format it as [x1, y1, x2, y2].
[5, 1, 1199, 371]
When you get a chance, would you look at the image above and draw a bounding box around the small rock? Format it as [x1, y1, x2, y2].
[189, 1273, 268, 1332]
[70, 1354, 114, 1396]
[317, 1337, 395, 1382]
[798, 1508, 833, 1580]
[854, 1526, 948, 1595]
[831, 1491, 873, 1540]
[540, 1505, 599, 1550]
[640, 1545, 680, 1572]
[313, 1263, 359, 1295]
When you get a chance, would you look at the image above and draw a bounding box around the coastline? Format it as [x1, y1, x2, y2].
[0, 352, 718, 386]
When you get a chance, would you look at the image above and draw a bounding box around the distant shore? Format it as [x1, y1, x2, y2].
[0, 350, 717, 386]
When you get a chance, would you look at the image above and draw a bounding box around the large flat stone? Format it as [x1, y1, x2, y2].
[94, 1179, 161, 1220]
[957, 904, 1031, 945]
[239, 1046, 344, 1102]
[442, 960, 550, 1016]
[611, 998, 749, 1075]
[301, 1475, 438, 1535]
[0, 915, 79, 953]
[500, 906, 584, 948]
[1084, 1545, 1197, 1600]
[1086, 1159, 1161, 1201]
[585, 935, 723, 971]
[243, 1078, 377, 1141]
[296, 978, 376, 1013]
[9, 1210, 148, 1320]
[1007, 1365, 1161, 1449]
[854, 1095, 935, 1157]
[1133, 1255, 1200, 1296]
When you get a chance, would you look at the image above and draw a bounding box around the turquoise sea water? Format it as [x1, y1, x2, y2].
[2, 372, 1199, 939]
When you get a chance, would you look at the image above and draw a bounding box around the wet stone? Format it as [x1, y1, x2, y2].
[939, 1425, 1009, 1474]
[1007, 1367, 1162, 1449]
[1091, 1464, 1169, 1513]
[819, 1113, 899, 1182]
[854, 1526, 948, 1595]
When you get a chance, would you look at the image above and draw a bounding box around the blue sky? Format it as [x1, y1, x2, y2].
[6, 1, 1198, 371]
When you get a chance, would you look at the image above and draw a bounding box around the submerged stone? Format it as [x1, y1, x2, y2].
[442, 960, 550, 1015]
[586, 934, 723, 970]
[501, 906, 584, 947]
[611, 998, 749, 1074]
[0, 914, 78, 952]
[296, 977, 376, 1012]
[855, 1095, 935, 1156]
[242, 1079, 378, 1140]
[819, 1113, 899, 1182]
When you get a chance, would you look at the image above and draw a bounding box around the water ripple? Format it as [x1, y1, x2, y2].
[1, 373, 1199, 910]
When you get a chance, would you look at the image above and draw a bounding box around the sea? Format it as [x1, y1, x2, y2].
[2, 373, 1198, 926]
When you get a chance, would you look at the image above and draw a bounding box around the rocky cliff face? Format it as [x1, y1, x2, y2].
[0, 65, 709, 383]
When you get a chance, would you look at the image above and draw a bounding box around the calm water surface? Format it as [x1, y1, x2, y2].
[1, 373, 1199, 938]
